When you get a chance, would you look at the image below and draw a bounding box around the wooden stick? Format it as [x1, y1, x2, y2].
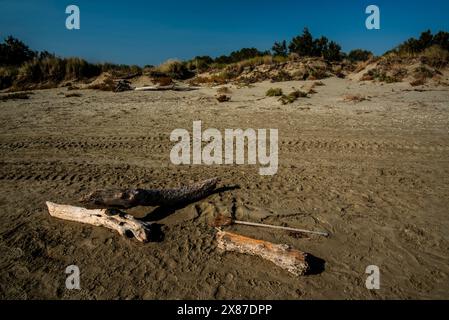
[80, 178, 218, 209]
[134, 85, 199, 91]
[212, 214, 329, 237]
[216, 229, 310, 276]
[46, 202, 151, 242]
[234, 220, 329, 237]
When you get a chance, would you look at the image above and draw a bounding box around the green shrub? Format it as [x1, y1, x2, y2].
[308, 68, 327, 80]
[271, 70, 293, 82]
[0, 36, 36, 66]
[272, 41, 288, 57]
[414, 66, 435, 79]
[396, 30, 449, 55]
[420, 45, 449, 68]
[65, 57, 100, 80]
[214, 48, 269, 64]
[186, 56, 214, 73]
[16, 59, 42, 83]
[0, 67, 18, 89]
[286, 28, 342, 61]
[348, 49, 373, 62]
[155, 59, 193, 79]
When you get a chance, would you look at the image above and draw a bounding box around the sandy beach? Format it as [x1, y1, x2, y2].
[1, 76, 448, 299]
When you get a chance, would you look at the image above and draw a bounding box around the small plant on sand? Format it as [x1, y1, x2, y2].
[216, 94, 231, 102]
[342, 94, 366, 103]
[414, 66, 437, 80]
[279, 90, 307, 104]
[410, 78, 426, 86]
[307, 87, 317, 94]
[266, 88, 283, 97]
[308, 68, 327, 80]
[365, 68, 403, 83]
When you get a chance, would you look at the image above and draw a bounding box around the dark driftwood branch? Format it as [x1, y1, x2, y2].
[80, 178, 218, 209]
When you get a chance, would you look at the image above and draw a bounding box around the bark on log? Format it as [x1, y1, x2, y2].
[80, 178, 218, 209]
[216, 229, 310, 276]
[46, 202, 151, 242]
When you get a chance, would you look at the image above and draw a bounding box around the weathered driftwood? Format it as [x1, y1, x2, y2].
[216, 229, 310, 276]
[80, 178, 218, 209]
[46, 202, 151, 242]
[134, 85, 199, 91]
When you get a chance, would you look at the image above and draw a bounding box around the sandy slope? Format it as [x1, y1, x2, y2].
[0, 77, 448, 299]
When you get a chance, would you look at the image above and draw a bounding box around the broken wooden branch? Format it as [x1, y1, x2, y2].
[134, 85, 200, 91]
[216, 229, 310, 276]
[46, 202, 151, 242]
[80, 178, 218, 209]
[212, 214, 329, 237]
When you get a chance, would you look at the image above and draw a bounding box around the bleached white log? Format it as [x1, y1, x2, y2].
[46, 202, 151, 242]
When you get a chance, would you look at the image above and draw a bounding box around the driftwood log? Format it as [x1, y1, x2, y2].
[46, 202, 151, 242]
[134, 85, 199, 91]
[80, 178, 218, 209]
[216, 229, 310, 276]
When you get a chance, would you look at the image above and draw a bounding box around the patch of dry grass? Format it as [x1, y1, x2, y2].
[279, 90, 308, 104]
[191, 72, 231, 85]
[410, 78, 426, 86]
[88, 77, 115, 91]
[266, 88, 283, 97]
[342, 94, 366, 103]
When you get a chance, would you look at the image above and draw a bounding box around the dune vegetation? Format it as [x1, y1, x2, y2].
[1, 29, 448, 91]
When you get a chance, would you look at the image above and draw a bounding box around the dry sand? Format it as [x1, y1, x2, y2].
[0, 77, 448, 299]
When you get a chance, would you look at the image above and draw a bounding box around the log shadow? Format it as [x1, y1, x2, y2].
[147, 223, 165, 242]
[141, 185, 240, 222]
[305, 254, 326, 275]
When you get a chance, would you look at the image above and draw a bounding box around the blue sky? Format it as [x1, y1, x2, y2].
[1, 0, 448, 66]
